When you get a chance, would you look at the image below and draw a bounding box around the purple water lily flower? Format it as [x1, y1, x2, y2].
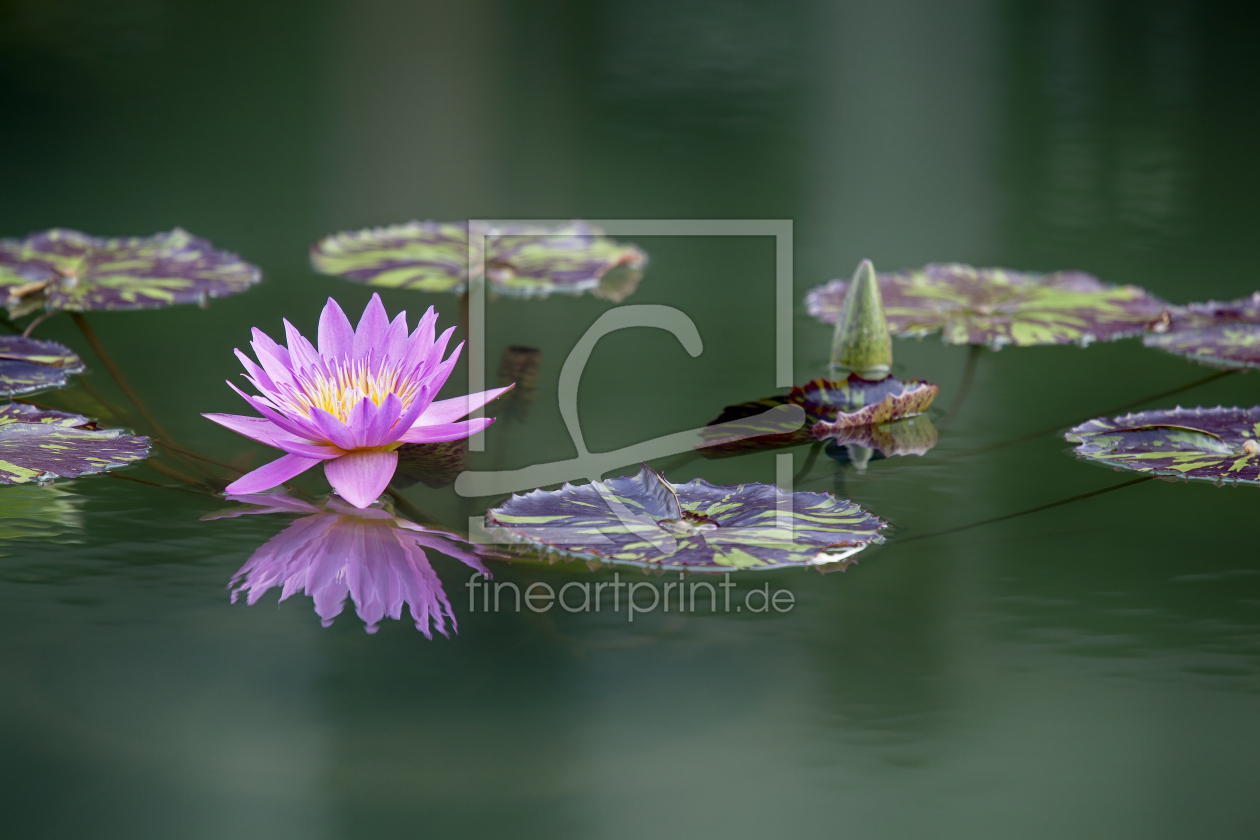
[215, 491, 492, 635]
[204, 293, 511, 507]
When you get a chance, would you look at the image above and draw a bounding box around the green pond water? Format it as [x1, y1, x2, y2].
[2, 0, 1259, 837]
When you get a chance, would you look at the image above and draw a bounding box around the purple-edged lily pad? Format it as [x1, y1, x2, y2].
[310, 220, 647, 300]
[485, 464, 887, 570]
[1143, 293, 1260, 369]
[0, 228, 261, 316]
[1066, 406, 1260, 485]
[0, 335, 84, 396]
[700, 375, 939, 458]
[0, 403, 149, 485]
[806, 263, 1169, 349]
[208, 491, 496, 635]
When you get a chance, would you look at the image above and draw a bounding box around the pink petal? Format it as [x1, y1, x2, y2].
[397, 416, 494, 444]
[364, 392, 403, 447]
[324, 449, 399, 508]
[250, 328, 295, 384]
[203, 412, 290, 447]
[234, 348, 276, 392]
[414, 385, 514, 425]
[225, 453, 323, 495]
[309, 405, 358, 451]
[204, 413, 337, 458]
[353, 294, 389, 360]
[318, 297, 355, 358]
[283, 319, 321, 371]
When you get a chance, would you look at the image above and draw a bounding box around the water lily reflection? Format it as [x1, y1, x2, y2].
[209, 491, 492, 635]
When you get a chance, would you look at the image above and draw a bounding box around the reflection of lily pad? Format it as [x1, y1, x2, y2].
[486, 464, 886, 570]
[1066, 406, 1260, 485]
[0, 228, 261, 316]
[0, 403, 150, 484]
[310, 220, 647, 298]
[0, 335, 85, 396]
[0, 483, 82, 553]
[700, 375, 938, 458]
[823, 415, 939, 458]
[806, 263, 1169, 348]
[212, 491, 493, 635]
[391, 440, 466, 489]
[1143, 293, 1260, 369]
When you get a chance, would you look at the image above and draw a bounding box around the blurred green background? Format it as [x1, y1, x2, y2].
[1, 0, 1259, 838]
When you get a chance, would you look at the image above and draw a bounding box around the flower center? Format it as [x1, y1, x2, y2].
[282, 356, 422, 423]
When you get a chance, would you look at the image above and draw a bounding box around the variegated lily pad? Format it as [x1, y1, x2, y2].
[0, 403, 149, 484]
[1143, 293, 1260, 369]
[485, 464, 886, 570]
[0, 335, 85, 396]
[1066, 406, 1260, 485]
[311, 220, 647, 299]
[700, 375, 938, 457]
[0, 228, 261, 316]
[806, 263, 1169, 349]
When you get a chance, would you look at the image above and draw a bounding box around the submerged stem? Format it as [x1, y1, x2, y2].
[71, 313, 179, 442]
[951, 368, 1237, 461]
[21, 310, 58, 337]
[897, 475, 1153, 544]
[937, 344, 983, 430]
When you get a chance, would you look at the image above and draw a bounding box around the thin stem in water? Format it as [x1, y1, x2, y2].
[71, 312, 176, 443]
[897, 475, 1153, 544]
[937, 344, 983, 430]
[950, 368, 1237, 461]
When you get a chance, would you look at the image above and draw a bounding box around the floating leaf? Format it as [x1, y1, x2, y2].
[0, 228, 260, 316]
[700, 375, 939, 457]
[311, 220, 648, 298]
[807, 263, 1169, 349]
[801, 375, 939, 435]
[0, 403, 149, 484]
[391, 440, 466, 489]
[485, 464, 886, 570]
[1066, 406, 1260, 485]
[1143, 293, 1260, 369]
[0, 335, 84, 396]
[209, 491, 494, 635]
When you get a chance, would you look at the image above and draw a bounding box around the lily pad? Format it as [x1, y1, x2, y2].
[0, 227, 261, 316]
[1066, 406, 1260, 485]
[0, 403, 150, 484]
[699, 375, 938, 457]
[310, 220, 647, 299]
[1143, 293, 1260, 369]
[211, 491, 493, 635]
[485, 464, 887, 570]
[0, 335, 85, 396]
[806, 263, 1169, 349]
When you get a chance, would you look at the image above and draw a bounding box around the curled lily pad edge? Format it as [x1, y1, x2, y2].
[1065, 405, 1260, 486]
